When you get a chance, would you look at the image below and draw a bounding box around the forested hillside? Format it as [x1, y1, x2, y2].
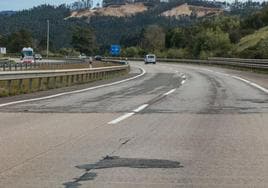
[0, 0, 267, 58]
[0, 5, 86, 50]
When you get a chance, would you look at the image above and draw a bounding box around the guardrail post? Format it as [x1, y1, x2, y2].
[9, 63, 11, 71]
[20, 63, 22, 71]
[75, 74, 79, 82]
[38, 78, 42, 90]
[26, 63, 28, 70]
[71, 75, 74, 85]
[8, 80, 11, 95]
[53, 77, 56, 88]
[81, 74, 84, 83]
[60, 76, 63, 85]
[66, 75, 70, 86]
[15, 64, 17, 71]
[29, 78, 33, 92]
[85, 73, 88, 81]
[47, 77, 50, 89]
[19, 79, 23, 93]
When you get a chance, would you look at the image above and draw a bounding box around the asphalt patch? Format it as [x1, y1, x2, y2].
[63, 156, 183, 188]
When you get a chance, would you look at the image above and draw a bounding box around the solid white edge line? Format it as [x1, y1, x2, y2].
[200, 68, 268, 94]
[0, 67, 146, 108]
[108, 112, 135, 125]
[163, 89, 176, 96]
[232, 75, 268, 94]
[133, 104, 149, 113]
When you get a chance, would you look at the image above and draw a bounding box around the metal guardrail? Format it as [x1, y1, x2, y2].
[0, 58, 128, 71]
[208, 57, 268, 64]
[106, 57, 268, 70]
[0, 64, 130, 97]
[0, 65, 129, 80]
[0, 58, 86, 71]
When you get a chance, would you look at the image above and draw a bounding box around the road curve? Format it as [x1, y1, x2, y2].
[0, 61, 267, 187]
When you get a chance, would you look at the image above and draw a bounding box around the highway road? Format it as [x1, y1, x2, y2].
[0, 61, 267, 187]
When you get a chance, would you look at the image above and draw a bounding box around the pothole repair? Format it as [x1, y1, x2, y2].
[63, 156, 183, 188]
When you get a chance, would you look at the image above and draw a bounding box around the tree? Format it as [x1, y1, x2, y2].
[193, 27, 232, 58]
[0, 34, 5, 46]
[7, 29, 33, 53]
[71, 26, 97, 55]
[140, 25, 165, 52]
[166, 28, 188, 48]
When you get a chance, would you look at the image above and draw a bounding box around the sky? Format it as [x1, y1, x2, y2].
[0, 0, 265, 11]
[0, 0, 75, 11]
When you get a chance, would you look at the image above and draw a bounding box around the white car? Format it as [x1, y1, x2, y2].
[144, 54, 156, 64]
[34, 54, 42, 60]
[79, 53, 87, 59]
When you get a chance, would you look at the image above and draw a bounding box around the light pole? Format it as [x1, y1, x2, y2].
[46, 19, 50, 58]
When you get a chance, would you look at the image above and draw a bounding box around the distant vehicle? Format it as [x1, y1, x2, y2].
[79, 53, 87, 59]
[21, 47, 34, 59]
[144, 54, 156, 64]
[34, 54, 42, 60]
[94, 55, 102, 61]
[119, 61, 128, 65]
[22, 56, 35, 64]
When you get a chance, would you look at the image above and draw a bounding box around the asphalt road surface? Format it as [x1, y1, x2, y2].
[0, 62, 268, 187]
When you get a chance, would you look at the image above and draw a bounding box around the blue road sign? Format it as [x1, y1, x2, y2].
[110, 45, 121, 56]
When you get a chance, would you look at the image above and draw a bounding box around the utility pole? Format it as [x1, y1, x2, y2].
[46, 19, 50, 58]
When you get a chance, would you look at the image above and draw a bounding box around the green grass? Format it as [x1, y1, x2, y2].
[236, 26, 268, 52]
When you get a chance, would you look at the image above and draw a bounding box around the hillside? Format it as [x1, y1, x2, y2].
[161, 3, 223, 18]
[69, 2, 223, 19]
[237, 27, 268, 52]
[68, 3, 148, 18]
[0, 1, 266, 54]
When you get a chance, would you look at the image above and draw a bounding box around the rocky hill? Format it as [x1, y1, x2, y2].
[161, 3, 223, 18]
[68, 3, 148, 18]
[68, 2, 224, 19]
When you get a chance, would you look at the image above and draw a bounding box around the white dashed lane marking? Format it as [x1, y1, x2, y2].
[108, 104, 149, 125]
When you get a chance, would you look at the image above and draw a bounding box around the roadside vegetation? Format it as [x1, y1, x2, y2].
[120, 5, 268, 59]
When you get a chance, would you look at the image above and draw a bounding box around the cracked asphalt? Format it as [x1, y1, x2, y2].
[0, 61, 267, 187]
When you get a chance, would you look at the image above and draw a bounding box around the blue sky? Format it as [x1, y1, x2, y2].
[0, 0, 75, 11]
[0, 0, 265, 11]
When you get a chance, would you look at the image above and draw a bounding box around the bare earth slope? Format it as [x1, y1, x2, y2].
[68, 3, 148, 18]
[162, 3, 223, 18]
